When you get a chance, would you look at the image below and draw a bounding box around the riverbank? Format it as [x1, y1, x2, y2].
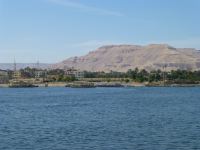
[0, 82, 144, 88]
[1, 81, 200, 88]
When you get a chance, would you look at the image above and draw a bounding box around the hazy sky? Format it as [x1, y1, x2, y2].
[1, 0, 200, 63]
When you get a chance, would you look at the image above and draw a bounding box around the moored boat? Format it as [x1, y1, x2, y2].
[9, 81, 38, 88]
[66, 82, 95, 88]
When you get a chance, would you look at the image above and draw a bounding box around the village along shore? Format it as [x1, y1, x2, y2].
[1, 66, 200, 88]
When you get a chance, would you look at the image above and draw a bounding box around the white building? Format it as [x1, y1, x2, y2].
[35, 70, 47, 78]
[65, 68, 84, 79]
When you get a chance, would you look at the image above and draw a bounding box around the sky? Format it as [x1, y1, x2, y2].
[0, 0, 200, 63]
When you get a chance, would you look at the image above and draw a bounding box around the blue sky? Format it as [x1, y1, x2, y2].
[0, 0, 200, 63]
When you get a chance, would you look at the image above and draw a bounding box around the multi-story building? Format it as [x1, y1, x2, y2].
[35, 70, 47, 78]
[13, 70, 22, 79]
[65, 68, 84, 79]
[0, 70, 9, 84]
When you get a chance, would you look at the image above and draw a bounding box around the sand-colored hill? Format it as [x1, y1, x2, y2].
[53, 44, 200, 72]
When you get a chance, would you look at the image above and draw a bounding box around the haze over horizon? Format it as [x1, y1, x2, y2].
[1, 0, 200, 63]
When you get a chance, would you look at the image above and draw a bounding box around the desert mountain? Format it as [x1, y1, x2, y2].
[53, 44, 200, 72]
[0, 63, 51, 70]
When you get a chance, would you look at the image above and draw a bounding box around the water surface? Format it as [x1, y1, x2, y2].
[0, 87, 200, 150]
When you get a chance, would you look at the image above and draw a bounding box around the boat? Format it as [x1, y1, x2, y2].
[95, 83, 124, 87]
[9, 80, 38, 88]
[66, 82, 95, 88]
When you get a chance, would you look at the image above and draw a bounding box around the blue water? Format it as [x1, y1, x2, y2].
[0, 87, 200, 150]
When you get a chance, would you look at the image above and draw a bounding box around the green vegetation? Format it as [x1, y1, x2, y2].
[84, 68, 200, 84]
[11, 68, 76, 82]
[2, 67, 200, 85]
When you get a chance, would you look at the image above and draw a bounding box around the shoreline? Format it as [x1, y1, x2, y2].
[1, 82, 200, 88]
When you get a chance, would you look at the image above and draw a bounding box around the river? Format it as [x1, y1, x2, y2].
[0, 87, 200, 150]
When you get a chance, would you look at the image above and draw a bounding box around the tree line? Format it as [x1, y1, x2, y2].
[8, 67, 200, 84]
[84, 68, 200, 84]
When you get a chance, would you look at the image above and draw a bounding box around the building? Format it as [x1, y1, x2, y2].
[74, 71, 84, 79]
[12, 59, 22, 79]
[35, 70, 47, 78]
[13, 71, 22, 79]
[0, 70, 9, 84]
[65, 68, 84, 79]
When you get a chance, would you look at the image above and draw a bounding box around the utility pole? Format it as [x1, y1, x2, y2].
[13, 58, 18, 80]
[37, 60, 40, 70]
[14, 58, 17, 72]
